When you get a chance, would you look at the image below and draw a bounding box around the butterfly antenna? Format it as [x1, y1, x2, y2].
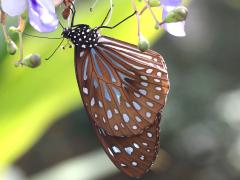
[103, 0, 113, 26]
[45, 38, 65, 60]
[59, 21, 64, 29]
[100, 3, 114, 26]
[97, 11, 136, 30]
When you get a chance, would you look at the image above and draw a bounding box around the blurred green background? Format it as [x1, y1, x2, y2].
[1, 0, 240, 179]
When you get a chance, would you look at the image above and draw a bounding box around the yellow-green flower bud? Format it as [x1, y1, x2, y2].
[9, 26, 19, 33]
[164, 6, 188, 23]
[148, 0, 160, 7]
[155, 23, 160, 30]
[138, 35, 150, 52]
[7, 40, 18, 55]
[22, 54, 41, 68]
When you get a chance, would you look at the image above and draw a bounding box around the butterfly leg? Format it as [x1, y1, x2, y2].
[69, 2, 76, 27]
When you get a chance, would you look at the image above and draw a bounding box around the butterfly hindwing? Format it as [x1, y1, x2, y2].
[94, 113, 161, 178]
[75, 36, 169, 137]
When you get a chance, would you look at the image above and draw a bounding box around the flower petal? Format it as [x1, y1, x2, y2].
[27, 0, 59, 32]
[164, 21, 186, 37]
[160, 0, 181, 6]
[1, 0, 27, 16]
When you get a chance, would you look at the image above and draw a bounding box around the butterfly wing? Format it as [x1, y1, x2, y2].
[93, 113, 161, 178]
[74, 36, 169, 137]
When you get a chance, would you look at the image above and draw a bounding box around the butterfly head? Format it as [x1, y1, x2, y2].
[61, 24, 101, 49]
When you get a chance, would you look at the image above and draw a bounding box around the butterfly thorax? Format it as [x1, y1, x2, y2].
[62, 24, 101, 49]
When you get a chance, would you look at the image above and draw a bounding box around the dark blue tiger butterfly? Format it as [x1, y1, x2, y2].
[61, 4, 170, 178]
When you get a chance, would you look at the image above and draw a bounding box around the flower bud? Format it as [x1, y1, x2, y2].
[62, 8, 71, 19]
[22, 54, 41, 68]
[138, 35, 150, 52]
[155, 23, 160, 30]
[164, 6, 188, 23]
[7, 40, 18, 55]
[9, 26, 19, 33]
[148, 0, 160, 7]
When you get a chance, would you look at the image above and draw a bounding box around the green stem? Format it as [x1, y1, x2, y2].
[18, 32, 23, 64]
[143, 0, 161, 27]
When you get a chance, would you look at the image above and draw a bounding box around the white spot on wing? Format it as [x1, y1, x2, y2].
[146, 101, 154, 107]
[98, 100, 103, 108]
[125, 102, 131, 108]
[139, 89, 147, 95]
[80, 51, 84, 57]
[114, 125, 119, 131]
[125, 147, 133, 155]
[154, 95, 160, 100]
[132, 161, 137, 166]
[112, 146, 121, 153]
[132, 125, 137, 130]
[146, 112, 151, 118]
[141, 82, 148, 87]
[146, 69, 153, 74]
[140, 75, 148, 81]
[147, 132, 153, 138]
[83, 87, 88, 95]
[135, 116, 142, 122]
[107, 109, 112, 119]
[132, 101, 141, 110]
[91, 97, 95, 106]
[134, 92, 141, 98]
[133, 143, 140, 149]
[123, 114, 130, 123]
[121, 163, 126, 167]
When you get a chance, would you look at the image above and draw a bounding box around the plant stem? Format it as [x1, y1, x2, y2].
[0, 9, 11, 43]
[143, 0, 161, 27]
[131, 0, 141, 38]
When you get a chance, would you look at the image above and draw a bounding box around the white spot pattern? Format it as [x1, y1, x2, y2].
[123, 114, 130, 123]
[107, 109, 112, 119]
[112, 146, 121, 153]
[132, 161, 137, 166]
[91, 97, 95, 107]
[125, 147, 134, 155]
[83, 87, 88, 95]
[147, 132, 153, 138]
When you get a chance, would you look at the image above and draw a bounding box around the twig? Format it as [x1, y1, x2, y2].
[131, 0, 141, 37]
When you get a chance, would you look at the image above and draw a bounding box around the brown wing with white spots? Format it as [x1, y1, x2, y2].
[94, 113, 161, 178]
[74, 37, 169, 137]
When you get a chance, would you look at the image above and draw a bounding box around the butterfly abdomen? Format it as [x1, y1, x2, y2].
[62, 24, 101, 48]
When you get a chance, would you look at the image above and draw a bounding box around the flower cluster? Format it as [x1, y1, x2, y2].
[0, 0, 60, 67]
[133, 0, 188, 51]
[0, 0, 188, 67]
[158, 0, 187, 36]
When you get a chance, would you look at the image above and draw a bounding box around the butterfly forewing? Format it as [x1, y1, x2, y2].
[75, 36, 169, 137]
[94, 113, 161, 178]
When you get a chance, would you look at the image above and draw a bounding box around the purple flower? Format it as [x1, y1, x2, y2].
[1, 0, 59, 32]
[161, 0, 186, 37]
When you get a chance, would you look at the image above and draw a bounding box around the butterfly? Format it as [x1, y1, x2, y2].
[60, 4, 170, 178]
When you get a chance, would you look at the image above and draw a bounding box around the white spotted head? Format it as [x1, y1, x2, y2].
[62, 24, 100, 49]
